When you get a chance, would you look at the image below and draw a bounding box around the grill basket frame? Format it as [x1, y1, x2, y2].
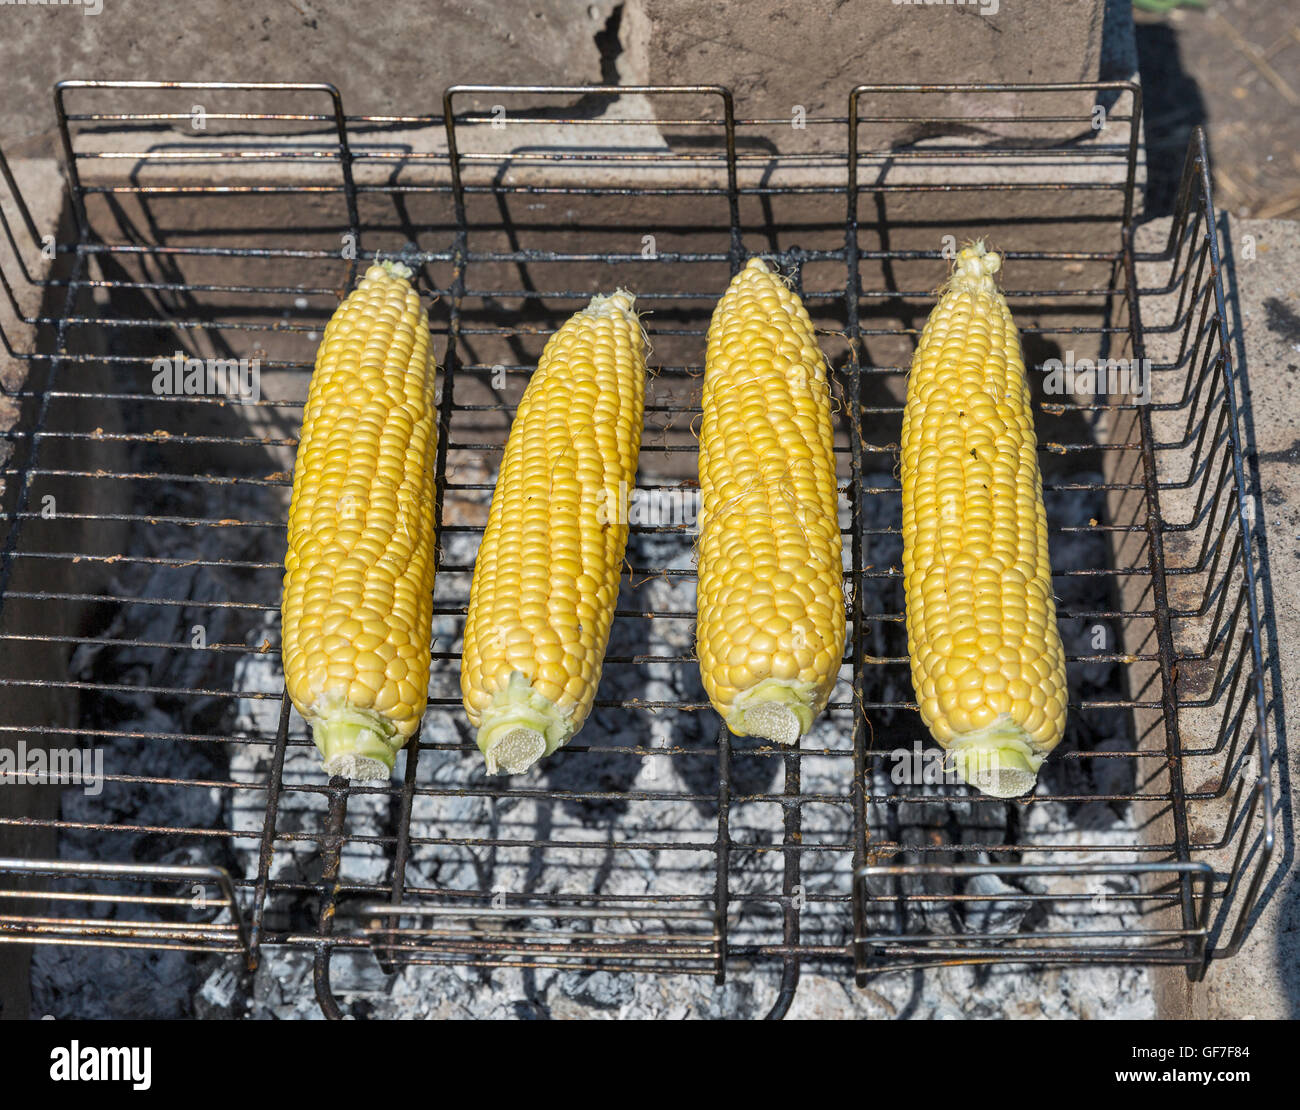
[0, 79, 1275, 1019]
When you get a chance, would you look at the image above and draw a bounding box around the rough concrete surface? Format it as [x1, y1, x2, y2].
[1183, 215, 1298, 1019]
[0, 0, 1135, 155]
[1133, 215, 1299, 1020]
[625, 0, 1118, 147]
[0, 0, 619, 150]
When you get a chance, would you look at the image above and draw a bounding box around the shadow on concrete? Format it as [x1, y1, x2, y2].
[1135, 20, 1210, 217]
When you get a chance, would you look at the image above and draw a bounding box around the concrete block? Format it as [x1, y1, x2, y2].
[623, 0, 1113, 148]
[0, 0, 621, 149]
[1125, 215, 1297, 1019]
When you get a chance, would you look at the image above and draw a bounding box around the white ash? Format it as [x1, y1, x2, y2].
[222, 466, 1151, 1019]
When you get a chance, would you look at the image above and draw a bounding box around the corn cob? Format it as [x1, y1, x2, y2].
[901, 242, 1067, 797]
[281, 261, 438, 781]
[461, 291, 646, 774]
[696, 258, 845, 745]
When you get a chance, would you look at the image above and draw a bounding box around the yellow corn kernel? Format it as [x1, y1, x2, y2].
[902, 241, 1067, 797]
[282, 261, 438, 780]
[697, 258, 845, 744]
[461, 291, 646, 774]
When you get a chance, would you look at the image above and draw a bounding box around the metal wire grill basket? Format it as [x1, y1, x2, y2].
[0, 80, 1274, 1018]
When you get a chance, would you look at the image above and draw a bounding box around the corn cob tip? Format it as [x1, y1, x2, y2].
[945, 716, 1046, 798]
[309, 706, 402, 781]
[323, 753, 391, 781]
[948, 240, 1002, 291]
[476, 671, 575, 775]
[587, 288, 636, 317]
[482, 728, 547, 776]
[732, 703, 801, 745]
[725, 678, 820, 745]
[371, 259, 414, 282]
[743, 256, 773, 273]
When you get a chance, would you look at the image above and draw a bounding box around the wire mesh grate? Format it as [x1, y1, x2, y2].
[0, 80, 1274, 1018]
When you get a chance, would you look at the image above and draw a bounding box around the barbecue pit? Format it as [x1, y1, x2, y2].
[0, 80, 1273, 1019]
